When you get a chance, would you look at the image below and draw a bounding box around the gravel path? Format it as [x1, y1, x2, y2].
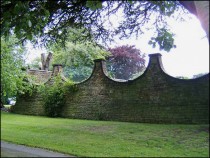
[1, 141, 75, 157]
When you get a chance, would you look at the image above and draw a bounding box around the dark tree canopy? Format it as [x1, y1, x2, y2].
[1, 0, 186, 51]
[106, 45, 146, 80]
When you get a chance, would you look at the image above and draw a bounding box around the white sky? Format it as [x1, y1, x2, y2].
[109, 13, 209, 78]
[25, 10, 209, 79]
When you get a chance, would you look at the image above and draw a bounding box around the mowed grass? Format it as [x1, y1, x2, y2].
[1, 111, 209, 157]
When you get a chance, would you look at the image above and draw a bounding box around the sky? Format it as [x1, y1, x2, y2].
[25, 10, 209, 79]
[108, 13, 209, 78]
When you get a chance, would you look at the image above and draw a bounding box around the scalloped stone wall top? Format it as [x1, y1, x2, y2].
[14, 53, 209, 124]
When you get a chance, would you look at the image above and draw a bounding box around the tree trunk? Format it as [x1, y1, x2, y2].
[178, 1, 197, 15]
[41, 53, 46, 70]
[194, 1, 209, 41]
[40, 52, 53, 71]
[45, 52, 53, 71]
[179, 1, 209, 42]
[1, 101, 4, 108]
[1, 87, 4, 108]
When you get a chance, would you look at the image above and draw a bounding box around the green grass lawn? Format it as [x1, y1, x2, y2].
[1, 111, 209, 157]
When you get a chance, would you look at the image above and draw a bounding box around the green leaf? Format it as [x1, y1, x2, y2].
[28, 20, 32, 27]
[86, 1, 102, 11]
[26, 33, 33, 40]
[128, 0, 133, 4]
[44, 9, 50, 17]
[148, 40, 153, 45]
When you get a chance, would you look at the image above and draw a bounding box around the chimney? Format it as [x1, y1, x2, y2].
[52, 64, 63, 76]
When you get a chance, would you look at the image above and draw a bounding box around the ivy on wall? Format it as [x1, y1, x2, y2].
[38, 76, 77, 117]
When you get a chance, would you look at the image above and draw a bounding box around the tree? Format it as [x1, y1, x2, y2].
[192, 73, 208, 79]
[2, 0, 205, 53]
[49, 33, 109, 82]
[176, 76, 189, 79]
[41, 52, 53, 70]
[106, 45, 146, 80]
[179, 1, 209, 41]
[1, 35, 31, 107]
[28, 56, 41, 70]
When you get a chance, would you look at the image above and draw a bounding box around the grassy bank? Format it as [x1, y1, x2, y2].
[1, 111, 209, 157]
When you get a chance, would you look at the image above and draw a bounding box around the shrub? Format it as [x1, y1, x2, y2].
[39, 76, 75, 117]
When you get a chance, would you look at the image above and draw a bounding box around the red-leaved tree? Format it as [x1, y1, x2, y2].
[106, 45, 146, 80]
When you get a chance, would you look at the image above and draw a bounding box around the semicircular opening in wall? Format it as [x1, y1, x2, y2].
[62, 63, 95, 83]
[104, 55, 149, 81]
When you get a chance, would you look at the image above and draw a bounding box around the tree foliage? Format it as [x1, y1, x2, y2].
[1, 0, 185, 52]
[1, 35, 32, 105]
[148, 28, 176, 52]
[49, 30, 110, 82]
[192, 73, 208, 79]
[106, 45, 146, 80]
[28, 56, 41, 70]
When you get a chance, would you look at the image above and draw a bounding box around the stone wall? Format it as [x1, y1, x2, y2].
[13, 54, 209, 124]
[12, 69, 51, 116]
[27, 69, 52, 84]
